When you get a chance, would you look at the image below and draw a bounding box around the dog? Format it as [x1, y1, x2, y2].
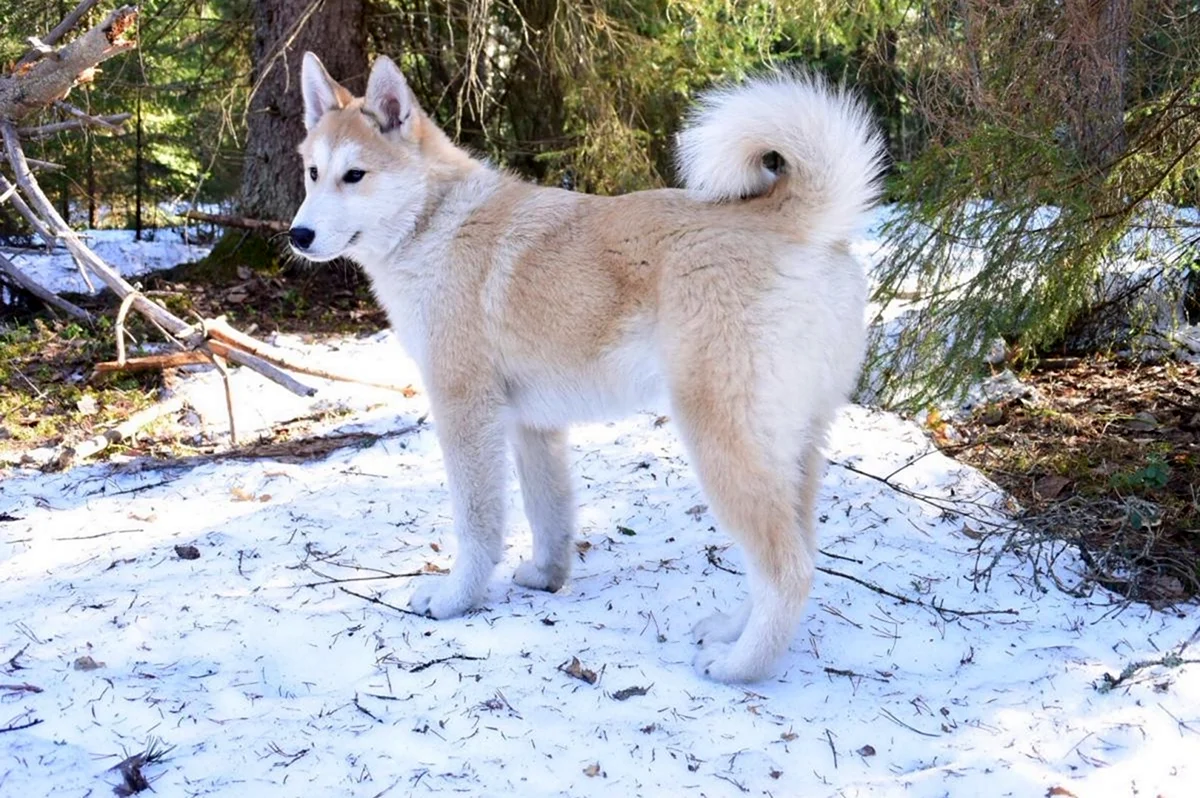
[291, 52, 883, 682]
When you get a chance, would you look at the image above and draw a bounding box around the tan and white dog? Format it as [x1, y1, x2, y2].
[292, 52, 883, 682]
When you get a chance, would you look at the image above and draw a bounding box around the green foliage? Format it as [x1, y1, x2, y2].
[1111, 453, 1171, 494]
[866, 1, 1200, 408]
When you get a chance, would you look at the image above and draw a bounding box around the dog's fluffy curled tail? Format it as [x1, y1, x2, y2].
[676, 72, 885, 247]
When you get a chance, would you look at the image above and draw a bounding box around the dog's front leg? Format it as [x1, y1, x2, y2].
[408, 395, 507, 619]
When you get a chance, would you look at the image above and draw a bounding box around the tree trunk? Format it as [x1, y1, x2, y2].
[239, 0, 367, 223]
[1064, 0, 1131, 171]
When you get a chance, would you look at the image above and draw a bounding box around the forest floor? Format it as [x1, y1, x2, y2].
[1, 232, 1198, 796]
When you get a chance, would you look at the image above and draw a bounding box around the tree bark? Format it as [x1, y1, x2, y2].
[1064, 0, 1131, 171]
[239, 0, 367, 223]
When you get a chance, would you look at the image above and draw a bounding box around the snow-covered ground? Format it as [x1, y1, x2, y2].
[2, 330, 1198, 797]
[1, 227, 211, 296]
[2, 220, 1198, 796]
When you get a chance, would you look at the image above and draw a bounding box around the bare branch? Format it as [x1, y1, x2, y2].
[44, 395, 185, 471]
[182, 210, 289, 234]
[0, 251, 95, 322]
[18, 112, 131, 139]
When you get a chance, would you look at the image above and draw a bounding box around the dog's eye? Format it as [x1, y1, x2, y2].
[343, 169, 366, 184]
[308, 166, 318, 181]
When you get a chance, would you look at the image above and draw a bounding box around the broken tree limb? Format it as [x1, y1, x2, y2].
[3, 121, 191, 333]
[93, 351, 213, 376]
[205, 338, 317, 397]
[0, 6, 138, 122]
[182, 210, 289, 235]
[0, 172, 55, 247]
[205, 318, 416, 394]
[0, 251, 94, 322]
[15, 0, 105, 70]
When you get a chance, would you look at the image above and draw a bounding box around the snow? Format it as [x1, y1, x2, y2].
[1, 228, 211, 296]
[2, 331, 1198, 797]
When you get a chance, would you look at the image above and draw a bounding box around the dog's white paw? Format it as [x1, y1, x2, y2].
[691, 610, 746, 646]
[408, 575, 481, 619]
[693, 642, 768, 683]
[513, 560, 566, 592]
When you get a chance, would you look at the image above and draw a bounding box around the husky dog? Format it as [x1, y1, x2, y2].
[292, 52, 883, 682]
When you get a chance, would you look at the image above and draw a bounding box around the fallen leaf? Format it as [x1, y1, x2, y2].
[1034, 475, 1071, 501]
[174, 544, 200, 560]
[780, 730, 798, 742]
[1046, 787, 1078, 798]
[73, 655, 105, 671]
[616, 525, 637, 536]
[230, 487, 255, 502]
[422, 562, 449, 574]
[857, 744, 876, 757]
[610, 684, 651, 701]
[76, 395, 98, 415]
[685, 504, 708, 519]
[583, 763, 602, 777]
[559, 656, 597, 685]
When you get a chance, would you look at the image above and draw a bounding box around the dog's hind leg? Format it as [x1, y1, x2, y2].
[671, 369, 819, 682]
[690, 436, 827, 650]
[511, 424, 575, 592]
[409, 396, 508, 619]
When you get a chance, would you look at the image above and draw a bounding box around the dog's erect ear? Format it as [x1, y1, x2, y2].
[364, 55, 418, 137]
[301, 52, 350, 130]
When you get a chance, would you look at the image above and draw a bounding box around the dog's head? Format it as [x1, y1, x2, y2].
[290, 53, 465, 263]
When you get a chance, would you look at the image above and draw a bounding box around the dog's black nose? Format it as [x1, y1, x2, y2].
[289, 226, 316, 250]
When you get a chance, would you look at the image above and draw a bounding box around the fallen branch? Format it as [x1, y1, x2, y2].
[816, 565, 1019, 621]
[1095, 651, 1200, 693]
[407, 654, 485, 673]
[0, 172, 55, 247]
[206, 319, 414, 394]
[0, 717, 43, 734]
[93, 351, 213, 376]
[823, 666, 891, 683]
[339, 586, 427, 618]
[182, 209, 288, 234]
[0, 250, 94, 322]
[205, 338, 317, 397]
[44, 395, 185, 471]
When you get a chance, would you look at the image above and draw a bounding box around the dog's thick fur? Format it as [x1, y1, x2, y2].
[292, 52, 884, 682]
